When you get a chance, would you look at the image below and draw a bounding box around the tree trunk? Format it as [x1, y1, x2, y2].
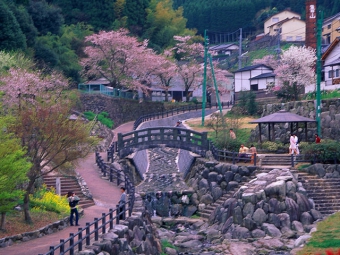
[0, 212, 6, 230]
[23, 179, 35, 224]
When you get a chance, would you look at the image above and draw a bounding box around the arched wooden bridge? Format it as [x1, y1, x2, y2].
[116, 127, 208, 158]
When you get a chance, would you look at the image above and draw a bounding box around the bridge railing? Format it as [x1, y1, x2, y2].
[133, 102, 231, 130]
[117, 127, 208, 158]
[40, 152, 135, 255]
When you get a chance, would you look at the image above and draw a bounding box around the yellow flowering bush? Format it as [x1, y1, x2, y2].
[30, 185, 69, 215]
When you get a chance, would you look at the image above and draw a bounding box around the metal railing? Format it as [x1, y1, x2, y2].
[209, 141, 257, 166]
[40, 153, 135, 255]
[133, 102, 232, 130]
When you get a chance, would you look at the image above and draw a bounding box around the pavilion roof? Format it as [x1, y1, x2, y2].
[249, 110, 316, 123]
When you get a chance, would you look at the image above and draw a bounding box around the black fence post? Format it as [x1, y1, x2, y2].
[49, 246, 55, 255]
[86, 223, 90, 245]
[232, 152, 236, 164]
[70, 233, 74, 255]
[110, 167, 113, 182]
[291, 154, 295, 167]
[60, 239, 64, 254]
[254, 153, 257, 166]
[78, 229, 83, 251]
[116, 205, 120, 224]
[109, 208, 114, 229]
[117, 171, 120, 186]
[102, 213, 106, 234]
[94, 218, 99, 241]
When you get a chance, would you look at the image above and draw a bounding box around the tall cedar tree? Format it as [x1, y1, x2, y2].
[0, 0, 27, 51]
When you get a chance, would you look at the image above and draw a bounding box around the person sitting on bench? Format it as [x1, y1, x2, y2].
[238, 144, 249, 162]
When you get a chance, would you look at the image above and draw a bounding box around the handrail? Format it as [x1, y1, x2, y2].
[209, 141, 257, 166]
[133, 101, 232, 130]
[40, 152, 135, 255]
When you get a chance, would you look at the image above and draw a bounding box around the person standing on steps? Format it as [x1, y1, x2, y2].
[67, 191, 80, 226]
[119, 187, 126, 220]
[289, 134, 297, 155]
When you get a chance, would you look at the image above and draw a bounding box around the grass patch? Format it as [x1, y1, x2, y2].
[0, 210, 66, 238]
[297, 163, 311, 170]
[297, 212, 340, 255]
[160, 239, 177, 255]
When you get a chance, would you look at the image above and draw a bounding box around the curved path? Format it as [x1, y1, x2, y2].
[1, 123, 135, 255]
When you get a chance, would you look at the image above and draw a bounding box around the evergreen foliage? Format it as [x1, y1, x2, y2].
[0, 0, 27, 51]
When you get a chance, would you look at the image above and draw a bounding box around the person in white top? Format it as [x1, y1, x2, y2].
[289, 134, 296, 155]
[294, 134, 299, 155]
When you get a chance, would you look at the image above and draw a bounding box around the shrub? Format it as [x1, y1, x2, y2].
[30, 185, 69, 215]
[302, 140, 340, 163]
[261, 141, 279, 152]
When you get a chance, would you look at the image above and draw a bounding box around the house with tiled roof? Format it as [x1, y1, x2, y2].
[264, 10, 301, 35]
[322, 12, 340, 45]
[321, 37, 340, 88]
[233, 64, 276, 100]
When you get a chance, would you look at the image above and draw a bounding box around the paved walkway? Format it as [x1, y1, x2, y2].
[2, 122, 135, 255]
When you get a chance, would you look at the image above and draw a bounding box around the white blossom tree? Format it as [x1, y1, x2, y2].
[253, 46, 316, 101]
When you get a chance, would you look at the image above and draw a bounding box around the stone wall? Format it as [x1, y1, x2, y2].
[304, 163, 340, 178]
[77, 212, 161, 255]
[186, 159, 256, 210]
[80, 94, 164, 127]
[0, 211, 84, 248]
[250, 98, 340, 143]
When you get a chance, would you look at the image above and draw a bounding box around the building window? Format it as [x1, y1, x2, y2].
[336, 69, 340, 77]
[296, 36, 303, 41]
[286, 36, 293, 41]
[250, 84, 258, 91]
[328, 24, 331, 29]
[328, 70, 334, 78]
[272, 17, 279, 23]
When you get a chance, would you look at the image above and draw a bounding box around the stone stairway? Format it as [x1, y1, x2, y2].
[43, 175, 95, 208]
[198, 168, 272, 220]
[260, 154, 292, 166]
[294, 170, 340, 216]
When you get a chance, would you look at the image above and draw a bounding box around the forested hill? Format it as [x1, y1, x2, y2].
[0, 0, 337, 86]
[173, 0, 339, 35]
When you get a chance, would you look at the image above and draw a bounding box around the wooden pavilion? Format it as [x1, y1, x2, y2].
[249, 110, 316, 143]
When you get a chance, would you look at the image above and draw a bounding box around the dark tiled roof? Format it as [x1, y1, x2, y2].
[250, 72, 276, 80]
[234, 64, 273, 73]
[249, 110, 316, 123]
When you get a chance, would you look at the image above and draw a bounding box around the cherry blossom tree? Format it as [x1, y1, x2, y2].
[0, 68, 97, 224]
[177, 62, 202, 102]
[81, 29, 160, 93]
[150, 54, 177, 102]
[274, 46, 316, 101]
[252, 46, 316, 101]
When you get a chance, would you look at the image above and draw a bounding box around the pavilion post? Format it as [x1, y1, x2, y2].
[259, 123, 262, 144]
[268, 124, 271, 141]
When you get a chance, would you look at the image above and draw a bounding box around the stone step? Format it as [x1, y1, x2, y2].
[43, 175, 95, 208]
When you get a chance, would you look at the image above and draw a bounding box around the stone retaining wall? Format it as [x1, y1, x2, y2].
[250, 98, 340, 143]
[304, 163, 340, 178]
[80, 94, 164, 127]
[0, 210, 84, 248]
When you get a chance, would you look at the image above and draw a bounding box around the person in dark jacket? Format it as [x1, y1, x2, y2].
[119, 187, 126, 220]
[67, 191, 80, 226]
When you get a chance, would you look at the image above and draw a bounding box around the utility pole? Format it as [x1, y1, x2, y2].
[316, 11, 323, 136]
[238, 28, 242, 69]
[201, 29, 208, 126]
[208, 53, 223, 115]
